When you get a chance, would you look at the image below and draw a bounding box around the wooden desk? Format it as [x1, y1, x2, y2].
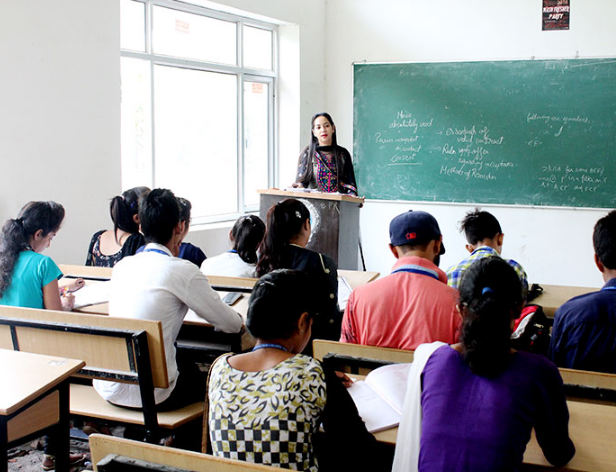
[534, 284, 596, 317]
[371, 399, 616, 472]
[58, 264, 112, 280]
[0, 349, 85, 472]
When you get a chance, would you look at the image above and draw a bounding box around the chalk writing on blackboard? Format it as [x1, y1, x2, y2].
[354, 60, 616, 207]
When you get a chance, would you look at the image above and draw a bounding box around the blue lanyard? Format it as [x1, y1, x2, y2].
[227, 249, 238, 254]
[252, 343, 288, 352]
[391, 264, 440, 281]
[144, 248, 170, 256]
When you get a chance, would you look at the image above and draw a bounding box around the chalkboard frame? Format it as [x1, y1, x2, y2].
[353, 59, 616, 209]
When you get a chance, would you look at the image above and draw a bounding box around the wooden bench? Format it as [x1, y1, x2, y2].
[90, 434, 280, 472]
[312, 339, 414, 375]
[0, 305, 204, 441]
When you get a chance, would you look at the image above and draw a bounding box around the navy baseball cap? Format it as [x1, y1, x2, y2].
[389, 210, 446, 254]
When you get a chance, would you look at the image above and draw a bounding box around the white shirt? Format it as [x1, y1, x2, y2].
[93, 243, 243, 407]
[200, 250, 257, 278]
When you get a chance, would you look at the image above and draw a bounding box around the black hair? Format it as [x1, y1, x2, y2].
[139, 189, 181, 245]
[255, 199, 310, 277]
[459, 208, 502, 245]
[110, 186, 150, 243]
[458, 257, 523, 377]
[593, 209, 616, 271]
[297, 112, 346, 188]
[246, 269, 315, 339]
[177, 197, 191, 223]
[0, 201, 65, 297]
[231, 215, 265, 264]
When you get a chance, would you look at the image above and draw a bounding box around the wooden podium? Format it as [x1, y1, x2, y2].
[258, 189, 364, 270]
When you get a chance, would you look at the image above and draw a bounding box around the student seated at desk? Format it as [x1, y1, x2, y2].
[550, 210, 616, 373]
[207, 269, 384, 472]
[200, 214, 265, 277]
[85, 186, 149, 267]
[340, 210, 459, 350]
[446, 209, 528, 295]
[256, 198, 340, 342]
[393, 257, 574, 472]
[94, 189, 243, 410]
[137, 196, 207, 267]
[0, 201, 85, 470]
[0, 201, 80, 311]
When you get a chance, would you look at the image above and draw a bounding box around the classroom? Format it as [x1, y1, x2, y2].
[1, 0, 613, 289]
[1, 0, 615, 470]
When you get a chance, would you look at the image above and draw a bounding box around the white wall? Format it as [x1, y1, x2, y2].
[324, 0, 615, 287]
[0, 0, 121, 265]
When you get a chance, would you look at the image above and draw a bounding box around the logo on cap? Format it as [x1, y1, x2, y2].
[406, 232, 416, 240]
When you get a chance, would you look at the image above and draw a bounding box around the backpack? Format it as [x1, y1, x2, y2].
[510, 304, 552, 356]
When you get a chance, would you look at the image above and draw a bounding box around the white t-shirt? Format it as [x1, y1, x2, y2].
[93, 243, 243, 407]
[200, 251, 257, 278]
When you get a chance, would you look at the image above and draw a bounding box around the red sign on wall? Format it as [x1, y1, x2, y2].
[543, 0, 570, 31]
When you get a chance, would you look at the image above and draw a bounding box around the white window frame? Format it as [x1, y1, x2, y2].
[121, 0, 277, 224]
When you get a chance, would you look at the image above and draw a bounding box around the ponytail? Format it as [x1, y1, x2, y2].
[0, 201, 65, 297]
[231, 215, 265, 264]
[110, 186, 150, 242]
[256, 199, 310, 277]
[458, 257, 523, 377]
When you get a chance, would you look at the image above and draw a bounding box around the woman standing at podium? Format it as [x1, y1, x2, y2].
[293, 112, 358, 195]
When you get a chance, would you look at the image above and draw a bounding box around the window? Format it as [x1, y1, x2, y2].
[120, 0, 276, 223]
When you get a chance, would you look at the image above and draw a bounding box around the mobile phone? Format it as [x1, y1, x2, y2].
[222, 292, 243, 305]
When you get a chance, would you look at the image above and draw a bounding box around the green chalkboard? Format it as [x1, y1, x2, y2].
[353, 60, 616, 207]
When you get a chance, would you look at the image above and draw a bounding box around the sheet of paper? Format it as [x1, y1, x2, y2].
[72, 281, 111, 308]
[347, 380, 401, 433]
[337, 276, 353, 311]
[365, 363, 412, 414]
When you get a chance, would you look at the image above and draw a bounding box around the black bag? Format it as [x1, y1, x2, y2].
[510, 304, 552, 356]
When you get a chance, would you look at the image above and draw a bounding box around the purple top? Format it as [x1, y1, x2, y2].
[419, 346, 575, 472]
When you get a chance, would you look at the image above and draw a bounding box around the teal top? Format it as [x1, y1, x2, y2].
[0, 251, 63, 308]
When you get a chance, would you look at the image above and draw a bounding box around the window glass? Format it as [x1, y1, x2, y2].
[121, 57, 152, 189]
[153, 65, 238, 217]
[243, 26, 273, 70]
[120, 0, 146, 52]
[153, 6, 237, 65]
[120, 1, 276, 221]
[243, 81, 270, 207]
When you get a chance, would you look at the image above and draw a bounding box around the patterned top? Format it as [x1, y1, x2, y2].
[314, 151, 338, 193]
[85, 230, 145, 267]
[446, 246, 529, 293]
[296, 145, 358, 195]
[208, 354, 327, 472]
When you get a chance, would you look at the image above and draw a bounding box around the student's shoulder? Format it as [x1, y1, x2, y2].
[555, 289, 605, 322]
[89, 229, 106, 243]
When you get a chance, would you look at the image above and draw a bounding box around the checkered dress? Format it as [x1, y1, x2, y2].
[208, 354, 327, 472]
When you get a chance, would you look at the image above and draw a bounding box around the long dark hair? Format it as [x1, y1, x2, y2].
[458, 257, 523, 377]
[297, 112, 345, 187]
[110, 186, 150, 243]
[231, 215, 265, 264]
[0, 201, 65, 297]
[256, 199, 310, 277]
[247, 269, 315, 340]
